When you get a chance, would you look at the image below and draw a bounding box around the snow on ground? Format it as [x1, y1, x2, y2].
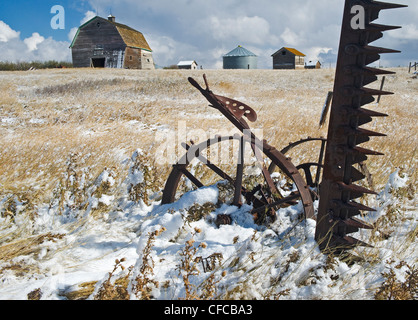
[0, 162, 415, 300]
[0, 69, 416, 300]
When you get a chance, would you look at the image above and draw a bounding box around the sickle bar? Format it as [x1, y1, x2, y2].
[315, 0, 406, 254]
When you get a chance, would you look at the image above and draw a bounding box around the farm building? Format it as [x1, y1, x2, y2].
[272, 47, 306, 69]
[223, 45, 258, 70]
[177, 61, 198, 70]
[305, 60, 322, 69]
[70, 15, 154, 70]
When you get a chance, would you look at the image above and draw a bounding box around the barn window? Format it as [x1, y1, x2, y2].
[129, 56, 133, 61]
[282, 51, 286, 56]
[97, 22, 101, 28]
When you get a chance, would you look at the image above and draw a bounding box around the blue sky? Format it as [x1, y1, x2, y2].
[0, 0, 90, 40]
[0, 0, 417, 68]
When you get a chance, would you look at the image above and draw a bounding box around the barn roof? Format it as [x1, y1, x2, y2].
[178, 61, 197, 66]
[272, 47, 306, 57]
[111, 21, 152, 52]
[284, 47, 306, 56]
[305, 60, 321, 67]
[224, 45, 257, 57]
[70, 16, 152, 52]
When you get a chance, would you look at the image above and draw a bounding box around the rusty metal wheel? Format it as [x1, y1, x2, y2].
[268, 137, 327, 191]
[162, 133, 315, 225]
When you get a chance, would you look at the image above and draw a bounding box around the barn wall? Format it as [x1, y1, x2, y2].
[273, 51, 296, 69]
[140, 51, 155, 70]
[72, 18, 126, 68]
[124, 47, 142, 69]
[295, 56, 305, 68]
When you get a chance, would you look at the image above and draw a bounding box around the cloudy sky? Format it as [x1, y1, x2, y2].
[0, 0, 416, 68]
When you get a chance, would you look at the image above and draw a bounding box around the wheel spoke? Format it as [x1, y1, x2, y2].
[179, 168, 204, 188]
[251, 192, 301, 214]
[233, 136, 245, 206]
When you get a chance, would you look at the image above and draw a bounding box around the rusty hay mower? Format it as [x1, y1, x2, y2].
[161, 0, 407, 255]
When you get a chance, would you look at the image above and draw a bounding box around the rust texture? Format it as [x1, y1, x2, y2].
[162, 0, 406, 256]
[315, 0, 406, 253]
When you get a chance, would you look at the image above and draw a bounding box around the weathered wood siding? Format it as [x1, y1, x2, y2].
[295, 56, 305, 69]
[140, 51, 155, 70]
[273, 50, 296, 69]
[124, 47, 141, 69]
[272, 49, 305, 70]
[72, 17, 127, 68]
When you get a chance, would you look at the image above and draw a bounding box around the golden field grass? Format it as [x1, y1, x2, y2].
[0, 67, 416, 300]
[0, 67, 416, 200]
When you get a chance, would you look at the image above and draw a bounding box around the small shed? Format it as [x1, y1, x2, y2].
[70, 15, 154, 70]
[223, 45, 257, 70]
[272, 47, 306, 69]
[177, 61, 198, 70]
[305, 60, 322, 69]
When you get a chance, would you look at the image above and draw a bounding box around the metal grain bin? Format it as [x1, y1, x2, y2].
[223, 45, 258, 69]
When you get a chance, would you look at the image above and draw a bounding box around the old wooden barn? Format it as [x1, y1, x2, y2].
[272, 47, 306, 69]
[70, 15, 154, 70]
[177, 61, 198, 70]
[305, 60, 322, 69]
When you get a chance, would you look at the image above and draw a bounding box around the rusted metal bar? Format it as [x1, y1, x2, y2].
[233, 136, 245, 206]
[315, 0, 406, 253]
[377, 76, 386, 104]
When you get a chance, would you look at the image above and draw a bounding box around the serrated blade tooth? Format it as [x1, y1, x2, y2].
[341, 218, 374, 234]
[348, 217, 374, 230]
[363, 67, 396, 76]
[346, 44, 401, 55]
[333, 200, 376, 212]
[360, 94, 376, 106]
[371, 1, 408, 10]
[350, 167, 366, 182]
[328, 235, 373, 251]
[358, 115, 373, 126]
[341, 86, 393, 97]
[361, 87, 394, 96]
[363, 74, 379, 86]
[365, 53, 381, 66]
[336, 181, 377, 195]
[352, 152, 369, 164]
[357, 127, 387, 137]
[353, 146, 384, 156]
[369, 1, 408, 22]
[344, 65, 395, 76]
[368, 23, 402, 32]
[358, 108, 389, 118]
[341, 236, 373, 248]
[366, 25, 402, 43]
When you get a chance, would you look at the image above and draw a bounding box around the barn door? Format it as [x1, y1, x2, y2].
[91, 57, 106, 68]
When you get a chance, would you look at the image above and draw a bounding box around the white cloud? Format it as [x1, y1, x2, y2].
[304, 47, 333, 62]
[0, 21, 20, 42]
[389, 24, 418, 40]
[280, 28, 302, 47]
[24, 32, 45, 51]
[81, 10, 97, 25]
[0, 21, 71, 63]
[68, 11, 97, 42]
[207, 16, 273, 46]
[84, 0, 417, 68]
[68, 27, 78, 42]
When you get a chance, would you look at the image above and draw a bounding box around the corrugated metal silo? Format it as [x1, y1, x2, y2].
[223, 45, 258, 69]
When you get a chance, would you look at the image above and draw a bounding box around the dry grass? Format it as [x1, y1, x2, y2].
[1, 67, 415, 202]
[0, 68, 416, 300]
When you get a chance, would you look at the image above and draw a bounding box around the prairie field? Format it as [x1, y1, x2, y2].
[0, 68, 416, 300]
